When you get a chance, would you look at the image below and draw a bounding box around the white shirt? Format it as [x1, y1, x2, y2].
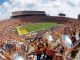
[62, 34, 73, 48]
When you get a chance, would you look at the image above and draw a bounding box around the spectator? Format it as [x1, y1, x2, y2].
[46, 45, 56, 60]
[36, 45, 43, 60]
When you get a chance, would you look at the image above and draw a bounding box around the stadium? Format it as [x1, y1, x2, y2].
[0, 11, 80, 60]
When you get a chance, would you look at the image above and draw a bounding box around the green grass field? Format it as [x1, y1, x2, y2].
[13, 22, 63, 34]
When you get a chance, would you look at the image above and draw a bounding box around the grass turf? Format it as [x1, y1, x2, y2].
[13, 22, 63, 34]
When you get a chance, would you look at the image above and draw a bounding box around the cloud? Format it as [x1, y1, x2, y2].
[70, 0, 80, 6]
[0, 0, 80, 20]
[0, 2, 12, 20]
[14, 0, 38, 4]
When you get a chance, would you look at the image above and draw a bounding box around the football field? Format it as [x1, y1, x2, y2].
[14, 22, 63, 34]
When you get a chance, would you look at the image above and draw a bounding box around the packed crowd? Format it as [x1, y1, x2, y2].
[0, 20, 80, 60]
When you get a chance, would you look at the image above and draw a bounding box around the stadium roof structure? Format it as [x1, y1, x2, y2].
[11, 11, 46, 18]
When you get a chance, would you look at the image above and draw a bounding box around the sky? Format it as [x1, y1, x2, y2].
[0, 0, 80, 20]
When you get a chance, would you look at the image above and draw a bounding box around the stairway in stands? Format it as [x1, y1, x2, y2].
[74, 49, 80, 60]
